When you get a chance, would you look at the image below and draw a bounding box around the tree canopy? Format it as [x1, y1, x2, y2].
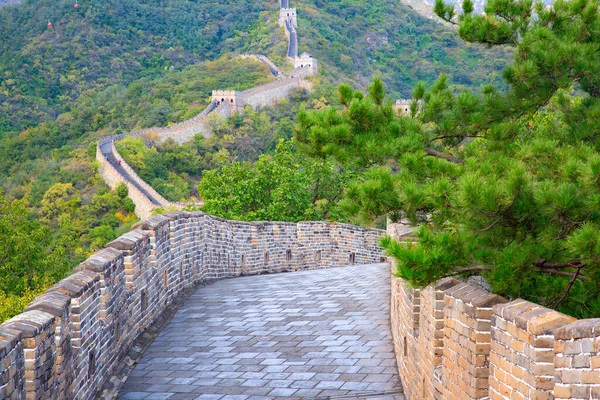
[198, 140, 353, 222]
[296, 0, 600, 318]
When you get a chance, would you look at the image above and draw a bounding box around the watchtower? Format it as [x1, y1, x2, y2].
[294, 52, 318, 76]
[394, 99, 412, 115]
[212, 90, 244, 113]
[279, 8, 297, 28]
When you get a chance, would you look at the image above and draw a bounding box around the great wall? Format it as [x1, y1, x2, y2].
[2, 0, 600, 399]
[95, 0, 317, 219]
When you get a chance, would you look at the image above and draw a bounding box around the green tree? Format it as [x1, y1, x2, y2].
[0, 194, 50, 294]
[296, 0, 600, 318]
[198, 141, 352, 222]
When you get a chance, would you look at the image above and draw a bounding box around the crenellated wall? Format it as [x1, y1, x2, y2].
[387, 223, 600, 400]
[0, 212, 385, 399]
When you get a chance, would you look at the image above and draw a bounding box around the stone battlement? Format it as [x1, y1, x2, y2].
[279, 7, 297, 27]
[0, 212, 385, 399]
[387, 222, 600, 400]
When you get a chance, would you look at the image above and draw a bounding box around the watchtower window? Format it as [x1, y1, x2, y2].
[88, 351, 96, 379]
[230, 99, 234, 103]
[315, 250, 322, 261]
[163, 269, 168, 286]
[114, 321, 121, 347]
[180, 263, 184, 279]
[241, 254, 246, 266]
[286, 249, 292, 261]
[264, 252, 269, 264]
[140, 290, 147, 313]
[349, 252, 356, 265]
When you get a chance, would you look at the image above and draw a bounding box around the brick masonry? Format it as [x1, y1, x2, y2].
[387, 222, 600, 399]
[0, 212, 385, 399]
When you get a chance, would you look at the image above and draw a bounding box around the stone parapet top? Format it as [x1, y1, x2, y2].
[493, 299, 576, 335]
[25, 292, 71, 318]
[444, 281, 507, 317]
[554, 318, 600, 340]
[46, 271, 100, 299]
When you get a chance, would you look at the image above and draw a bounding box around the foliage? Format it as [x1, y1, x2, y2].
[228, 0, 513, 97]
[0, 0, 275, 134]
[296, 0, 600, 318]
[199, 141, 353, 222]
[0, 0, 516, 320]
[0, 176, 137, 322]
[0, 281, 53, 323]
[0, 195, 55, 294]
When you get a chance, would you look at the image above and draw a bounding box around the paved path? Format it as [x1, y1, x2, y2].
[118, 263, 404, 400]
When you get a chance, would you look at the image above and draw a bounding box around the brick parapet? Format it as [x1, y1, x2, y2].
[441, 283, 508, 399]
[554, 319, 600, 399]
[0, 211, 385, 399]
[490, 300, 575, 399]
[387, 226, 599, 399]
[238, 54, 282, 77]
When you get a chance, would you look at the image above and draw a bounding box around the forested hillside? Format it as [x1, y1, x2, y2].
[0, 0, 512, 320]
[0, 0, 511, 137]
[229, 0, 512, 96]
[0, 0, 275, 134]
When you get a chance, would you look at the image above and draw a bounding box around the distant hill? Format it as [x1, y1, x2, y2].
[228, 0, 512, 98]
[0, 0, 276, 134]
[398, 0, 553, 21]
[0, 0, 512, 137]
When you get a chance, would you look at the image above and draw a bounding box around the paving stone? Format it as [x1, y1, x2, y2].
[119, 264, 403, 399]
[145, 394, 175, 400]
[315, 380, 344, 390]
[266, 388, 297, 397]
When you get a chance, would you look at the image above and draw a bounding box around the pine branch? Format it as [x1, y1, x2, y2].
[438, 265, 492, 280]
[537, 268, 590, 282]
[533, 259, 583, 269]
[439, 262, 590, 283]
[552, 264, 584, 308]
[426, 147, 464, 164]
[427, 134, 485, 146]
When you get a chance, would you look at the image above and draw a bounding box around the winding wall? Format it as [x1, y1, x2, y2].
[97, 0, 318, 218]
[0, 212, 385, 399]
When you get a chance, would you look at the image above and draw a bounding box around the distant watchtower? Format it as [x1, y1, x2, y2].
[212, 90, 244, 113]
[394, 99, 412, 115]
[279, 8, 297, 28]
[294, 52, 318, 76]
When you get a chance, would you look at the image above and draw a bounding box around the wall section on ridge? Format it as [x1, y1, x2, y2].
[0, 212, 385, 399]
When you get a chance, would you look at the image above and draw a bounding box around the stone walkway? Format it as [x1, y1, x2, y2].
[118, 263, 404, 399]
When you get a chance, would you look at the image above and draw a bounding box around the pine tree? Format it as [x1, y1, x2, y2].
[296, 0, 600, 317]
